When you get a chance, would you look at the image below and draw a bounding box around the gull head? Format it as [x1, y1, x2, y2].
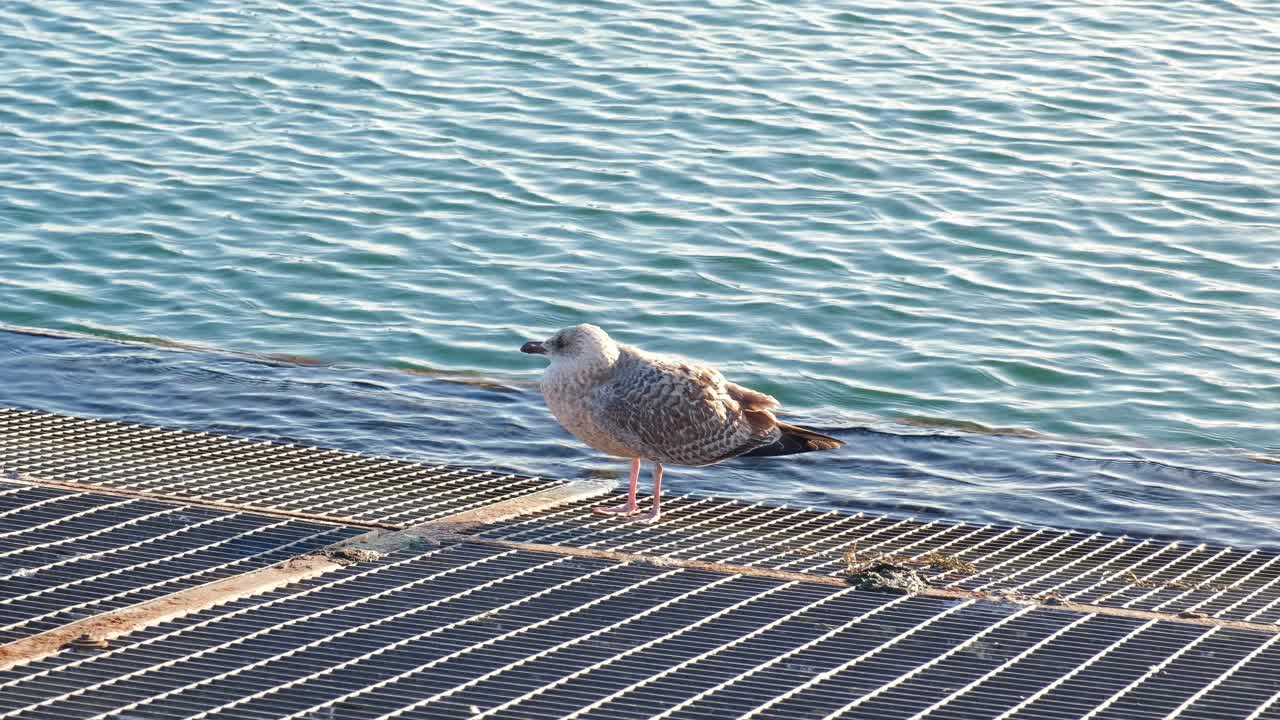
[521, 324, 619, 374]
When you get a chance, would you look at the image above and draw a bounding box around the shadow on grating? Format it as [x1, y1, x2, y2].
[470, 493, 1280, 624]
[0, 407, 565, 527]
[0, 483, 359, 644]
[2, 541, 1277, 720]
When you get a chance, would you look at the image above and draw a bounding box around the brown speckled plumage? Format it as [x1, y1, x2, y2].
[523, 324, 842, 521]
[591, 347, 780, 466]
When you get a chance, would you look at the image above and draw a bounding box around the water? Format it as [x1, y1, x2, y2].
[1, 1, 1277, 545]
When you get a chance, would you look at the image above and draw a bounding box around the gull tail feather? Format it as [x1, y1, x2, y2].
[742, 421, 844, 458]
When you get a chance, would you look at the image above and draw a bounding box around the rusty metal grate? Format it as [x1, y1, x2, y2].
[0, 482, 357, 644]
[472, 494, 1280, 624]
[1, 542, 1277, 720]
[0, 407, 565, 528]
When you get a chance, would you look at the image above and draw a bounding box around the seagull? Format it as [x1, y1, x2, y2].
[521, 324, 843, 522]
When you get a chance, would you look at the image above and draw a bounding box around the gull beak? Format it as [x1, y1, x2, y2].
[520, 340, 547, 355]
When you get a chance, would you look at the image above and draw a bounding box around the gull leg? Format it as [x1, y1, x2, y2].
[593, 457, 641, 516]
[627, 462, 663, 524]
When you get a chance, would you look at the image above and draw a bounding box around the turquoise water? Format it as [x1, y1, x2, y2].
[1, 1, 1277, 541]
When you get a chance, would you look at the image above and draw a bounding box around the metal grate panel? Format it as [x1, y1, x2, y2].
[0, 407, 565, 527]
[472, 494, 1280, 622]
[0, 483, 357, 643]
[2, 542, 1278, 720]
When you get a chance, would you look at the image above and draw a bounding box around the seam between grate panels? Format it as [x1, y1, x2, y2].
[470, 496, 1057, 581]
[52, 517, 962, 717]
[331, 478, 612, 552]
[0, 544, 461, 694]
[3, 407, 1279, 708]
[191, 511, 872, 720]
[0, 546, 518, 718]
[59, 550, 755, 720]
[439, 574, 875, 718]
[72, 552, 633, 720]
[2, 538, 1280, 712]
[0, 478, 609, 671]
[3, 526, 354, 645]
[1, 483, 1275, 674]
[461, 537, 1280, 633]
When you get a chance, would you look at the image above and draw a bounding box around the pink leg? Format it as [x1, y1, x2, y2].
[626, 462, 663, 524]
[593, 458, 641, 516]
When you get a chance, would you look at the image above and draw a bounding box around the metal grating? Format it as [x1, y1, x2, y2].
[2, 541, 1278, 720]
[472, 494, 1280, 623]
[0, 482, 358, 644]
[0, 407, 566, 527]
[2, 409, 1279, 720]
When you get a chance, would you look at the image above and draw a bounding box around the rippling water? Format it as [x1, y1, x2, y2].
[1, 1, 1277, 543]
[3, 329, 1278, 548]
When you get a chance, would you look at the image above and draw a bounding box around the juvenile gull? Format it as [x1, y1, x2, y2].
[521, 324, 843, 522]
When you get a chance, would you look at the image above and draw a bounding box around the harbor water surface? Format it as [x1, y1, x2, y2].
[1, 0, 1276, 546]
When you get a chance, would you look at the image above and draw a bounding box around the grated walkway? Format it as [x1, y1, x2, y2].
[474, 495, 1280, 624]
[0, 407, 566, 527]
[0, 408, 1278, 719]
